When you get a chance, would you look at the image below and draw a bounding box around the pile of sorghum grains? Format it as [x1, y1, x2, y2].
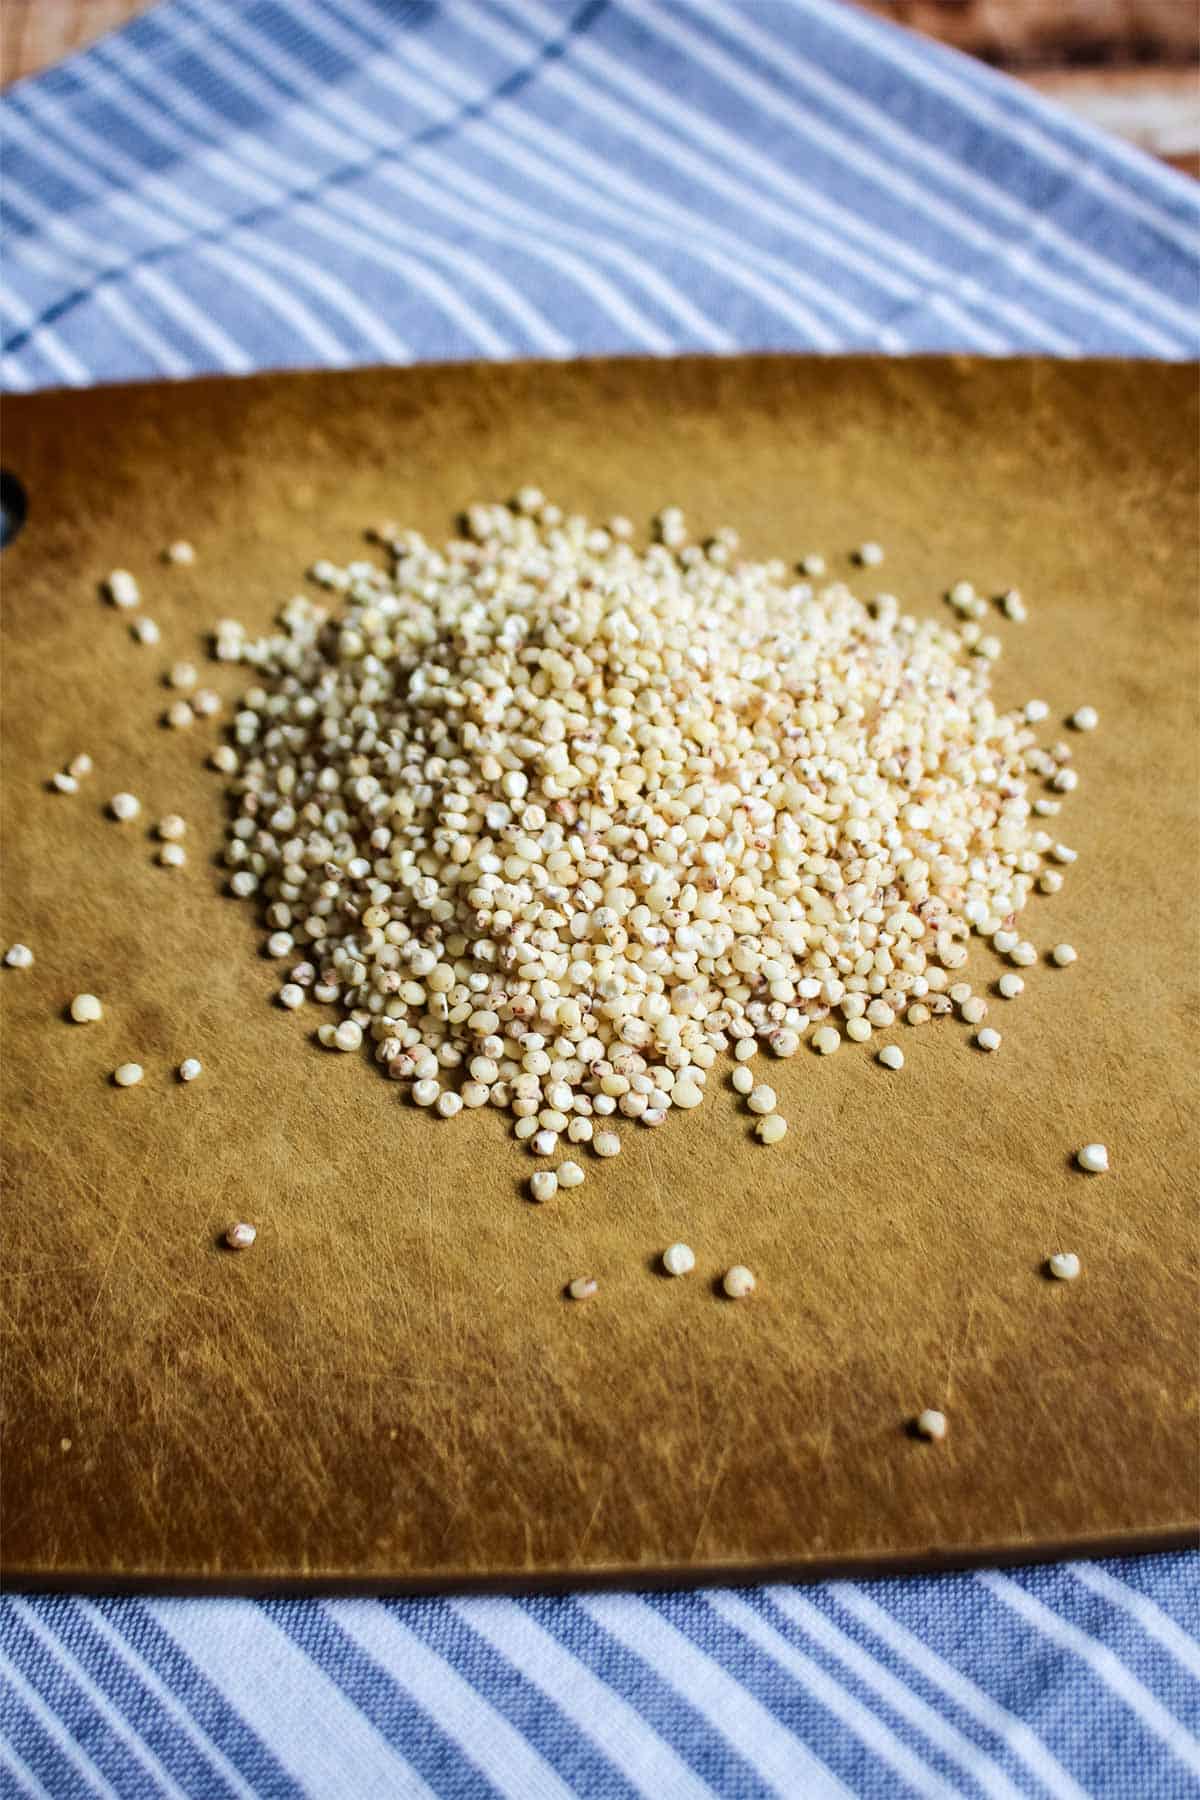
[212, 493, 1082, 1188]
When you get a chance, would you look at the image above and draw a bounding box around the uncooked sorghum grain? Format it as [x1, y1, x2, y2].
[204, 496, 1084, 1179]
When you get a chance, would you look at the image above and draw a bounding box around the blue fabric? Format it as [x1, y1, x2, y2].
[2, 2, 1199, 1794]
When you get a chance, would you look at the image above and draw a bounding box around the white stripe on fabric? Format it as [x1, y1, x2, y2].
[29, 51, 414, 367]
[232, 0, 730, 353]
[458, 1599, 718, 1800]
[979, 1574, 1200, 1778]
[458, 0, 1076, 354]
[765, 1591, 1026, 1800]
[77, 1604, 258, 1800]
[240, 224, 414, 362]
[787, 0, 1200, 257]
[675, 0, 1199, 345]
[708, 1592, 965, 1799]
[618, 0, 1081, 355]
[376, 150, 732, 351]
[1071, 1566, 1200, 1684]
[828, 1586, 1090, 1800]
[7, 90, 342, 367]
[579, 1593, 856, 1799]
[77, 54, 408, 361]
[924, 293, 1011, 355]
[275, 197, 513, 358]
[128, 264, 252, 373]
[0, 1645, 116, 1800]
[449, 0, 1057, 354]
[390, 0, 924, 330]
[201, 0, 834, 351]
[8, 90, 379, 372]
[508, 0, 1182, 356]
[1, 356, 33, 389]
[332, 1602, 578, 1800]
[90, 285, 194, 377]
[0, 283, 90, 385]
[160, 0, 560, 351]
[116, 0, 701, 356]
[0, 1745, 53, 1800]
[101, 22, 654, 358]
[384, 0, 907, 331]
[87, 34, 540, 361]
[401, 100, 846, 348]
[2, 183, 252, 375]
[122, 3, 571, 358]
[314, 0, 885, 350]
[154, 1600, 435, 1799]
[321, 0, 1052, 360]
[13, 1602, 191, 1800]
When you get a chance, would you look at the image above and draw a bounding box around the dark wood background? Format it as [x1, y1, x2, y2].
[2, 1, 1197, 176]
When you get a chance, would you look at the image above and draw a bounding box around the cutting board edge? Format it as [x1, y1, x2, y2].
[4, 349, 1198, 415]
[5, 1523, 1196, 1597]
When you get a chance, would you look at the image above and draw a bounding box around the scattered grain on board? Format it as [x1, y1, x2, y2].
[662, 1243, 695, 1276]
[70, 994, 102, 1022]
[4, 944, 33, 969]
[1076, 1143, 1109, 1174]
[105, 570, 139, 608]
[914, 1409, 947, 1441]
[1047, 1252, 1081, 1281]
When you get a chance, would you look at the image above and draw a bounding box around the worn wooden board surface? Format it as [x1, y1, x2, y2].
[1, 355, 1197, 1592]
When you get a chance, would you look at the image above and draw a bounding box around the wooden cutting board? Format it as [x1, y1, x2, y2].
[2, 355, 1196, 1593]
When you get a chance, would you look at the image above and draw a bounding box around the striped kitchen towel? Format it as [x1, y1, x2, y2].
[2, 2, 1199, 1795]
[2, 0, 1198, 385]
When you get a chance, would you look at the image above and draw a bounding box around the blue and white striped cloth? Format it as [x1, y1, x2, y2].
[3, 3, 1199, 1794]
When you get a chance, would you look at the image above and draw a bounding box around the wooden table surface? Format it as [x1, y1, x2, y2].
[2, 0, 1197, 176]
